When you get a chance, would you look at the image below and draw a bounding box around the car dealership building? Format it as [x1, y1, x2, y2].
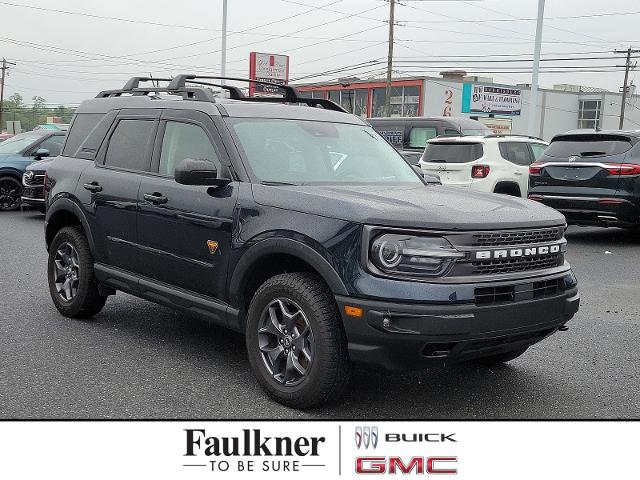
[296, 71, 640, 140]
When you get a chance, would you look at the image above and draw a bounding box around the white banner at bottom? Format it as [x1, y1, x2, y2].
[0, 421, 637, 479]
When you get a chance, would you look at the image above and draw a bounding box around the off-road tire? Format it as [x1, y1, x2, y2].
[246, 272, 351, 409]
[48, 226, 107, 318]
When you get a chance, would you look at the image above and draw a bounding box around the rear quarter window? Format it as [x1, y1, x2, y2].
[62, 113, 104, 157]
[499, 142, 534, 166]
[423, 142, 483, 163]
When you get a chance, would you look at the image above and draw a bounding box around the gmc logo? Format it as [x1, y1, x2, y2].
[473, 243, 563, 261]
[356, 457, 457, 475]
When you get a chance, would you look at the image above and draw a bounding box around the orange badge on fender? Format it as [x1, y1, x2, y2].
[207, 240, 219, 255]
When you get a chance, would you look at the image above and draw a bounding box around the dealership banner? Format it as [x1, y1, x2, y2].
[0, 421, 637, 478]
[249, 52, 290, 97]
[462, 83, 522, 115]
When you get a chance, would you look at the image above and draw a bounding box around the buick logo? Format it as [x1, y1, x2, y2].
[355, 427, 378, 449]
[568, 156, 578, 163]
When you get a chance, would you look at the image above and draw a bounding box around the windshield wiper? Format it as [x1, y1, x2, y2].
[260, 181, 299, 186]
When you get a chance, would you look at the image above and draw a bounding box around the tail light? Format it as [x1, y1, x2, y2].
[528, 194, 544, 202]
[603, 163, 640, 175]
[529, 162, 544, 175]
[471, 165, 490, 178]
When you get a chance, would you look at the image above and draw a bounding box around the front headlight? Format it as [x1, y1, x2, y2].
[370, 233, 464, 278]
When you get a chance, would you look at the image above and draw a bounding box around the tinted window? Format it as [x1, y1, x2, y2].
[408, 127, 437, 148]
[529, 143, 547, 161]
[499, 142, 534, 166]
[545, 135, 634, 158]
[104, 120, 155, 171]
[159, 122, 221, 177]
[443, 128, 461, 137]
[62, 113, 104, 156]
[37, 136, 65, 157]
[230, 119, 420, 185]
[423, 142, 483, 163]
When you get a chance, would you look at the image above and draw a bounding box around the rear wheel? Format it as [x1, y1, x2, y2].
[48, 226, 107, 318]
[246, 272, 351, 409]
[0, 176, 22, 211]
[473, 348, 527, 365]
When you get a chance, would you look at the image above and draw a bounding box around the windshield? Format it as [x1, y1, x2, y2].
[228, 119, 421, 185]
[0, 133, 41, 155]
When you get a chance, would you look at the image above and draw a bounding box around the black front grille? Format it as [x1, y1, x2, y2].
[475, 285, 514, 305]
[472, 253, 562, 275]
[23, 173, 45, 187]
[472, 227, 564, 247]
[474, 278, 565, 305]
[533, 278, 563, 298]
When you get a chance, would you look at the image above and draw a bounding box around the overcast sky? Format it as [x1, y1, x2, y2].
[1, 0, 638, 105]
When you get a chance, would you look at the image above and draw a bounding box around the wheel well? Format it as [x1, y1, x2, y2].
[239, 253, 323, 312]
[46, 209, 82, 249]
[494, 182, 521, 197]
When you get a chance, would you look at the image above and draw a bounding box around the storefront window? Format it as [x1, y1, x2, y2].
[402, 86, 420, 117]
[328, 90, 340, 105]
[372, 88, 386, 118]
[371, 85, 420, 118]
[341, 90, 355, 113]
[354, 89, 369, 118]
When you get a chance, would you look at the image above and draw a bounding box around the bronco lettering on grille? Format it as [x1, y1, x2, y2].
[473, 243, 562, 261]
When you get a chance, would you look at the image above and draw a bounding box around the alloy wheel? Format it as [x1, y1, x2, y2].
[257, 298, 314, 386]
[52, 242, 80, 302]
[0, 178, 21, 211]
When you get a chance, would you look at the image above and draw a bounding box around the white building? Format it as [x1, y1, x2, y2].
[297, 72, 640, 140]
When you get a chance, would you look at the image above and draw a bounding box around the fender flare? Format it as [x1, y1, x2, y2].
[228, 236, 349, 308]
[45, 196, 96, 254]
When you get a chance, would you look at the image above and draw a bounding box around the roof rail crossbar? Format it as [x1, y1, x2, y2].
[96, 86, 215, 102]
[240, 96, 346, 112]
[122, 76, 174, 91]
[484, 133, 544, 141]
[181, 79, 245, 100]
[168, 75, 301, 102]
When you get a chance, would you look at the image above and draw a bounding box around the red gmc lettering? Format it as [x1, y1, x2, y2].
[356, 457, 458, 474]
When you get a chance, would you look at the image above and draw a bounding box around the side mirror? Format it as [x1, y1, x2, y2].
[34, 148, 50, 159]
[174, 158, 231, 187]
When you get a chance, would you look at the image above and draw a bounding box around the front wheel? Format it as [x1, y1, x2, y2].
[246, 273, 351, 409]
[47, 226, 107, 318]
[0, 176, 22, 211]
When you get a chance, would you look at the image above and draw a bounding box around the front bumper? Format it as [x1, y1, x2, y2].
[336, 273, 579, 370]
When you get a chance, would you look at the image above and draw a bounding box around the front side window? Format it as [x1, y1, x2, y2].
[104, 119, 155, 171]
[499, 142, 534, 166]
[229, 119, 420, 185]
[37, 136, 65, 157]
[159, 122, 221, 177]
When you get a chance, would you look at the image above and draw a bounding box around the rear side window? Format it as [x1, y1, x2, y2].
[62, 114, 103, 156]
[104, 120, 155, 171]
[423, 142, 483, 163]
[545, 135, 634, 158]
[408, 127, 437, 148]
[499, 142, 534, 166]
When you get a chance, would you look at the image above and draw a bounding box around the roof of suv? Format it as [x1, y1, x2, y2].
[553, 129, 640, 139]
[428, 135, 547, 144]
[74, 75, 366, 125]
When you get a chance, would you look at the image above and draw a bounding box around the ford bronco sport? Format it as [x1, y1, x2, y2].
[44, 76, 579, 408]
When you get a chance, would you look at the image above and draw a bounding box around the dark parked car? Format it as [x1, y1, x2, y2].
[0, 131, 65, 211]
[528, 130, 640, 229]
[369, 116, 492, 164]
[22, 157, 56, 212]
[45, 76, 578, 408]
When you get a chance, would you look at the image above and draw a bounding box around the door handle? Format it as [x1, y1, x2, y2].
[83, 182, 102, 192]
[143, 192, 168, 205]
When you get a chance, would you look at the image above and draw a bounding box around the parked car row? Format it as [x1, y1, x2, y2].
[0, 130, 65, 211]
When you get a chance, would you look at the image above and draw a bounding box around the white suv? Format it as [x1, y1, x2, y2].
[419, 135, 548, 198]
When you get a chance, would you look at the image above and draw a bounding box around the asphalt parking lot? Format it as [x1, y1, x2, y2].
[1, 209, 639, 419]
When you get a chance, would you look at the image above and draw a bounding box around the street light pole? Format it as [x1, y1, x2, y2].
[383, 0, 395, 117]
[528, 0, 545, 136]
[221, 0, 228, 83]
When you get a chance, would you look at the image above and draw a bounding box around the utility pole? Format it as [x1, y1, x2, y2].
[615, 47, 640, 129]
[527, 0, 545, 136]
[221, 0, 228, 84]
[0, 58, 16, 133]
[383, 0, 395, 117]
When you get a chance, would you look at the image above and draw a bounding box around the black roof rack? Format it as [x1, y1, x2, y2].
[96, 75, 347, 113]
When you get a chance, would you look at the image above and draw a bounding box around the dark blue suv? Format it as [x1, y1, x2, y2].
[44, 76, 579, 408]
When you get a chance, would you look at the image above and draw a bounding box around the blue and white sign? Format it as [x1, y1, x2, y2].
[462, 83, 522, 116]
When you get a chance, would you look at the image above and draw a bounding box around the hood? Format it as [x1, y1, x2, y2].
[26, 158, 54, 172]
[251, 184, 565, 231]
